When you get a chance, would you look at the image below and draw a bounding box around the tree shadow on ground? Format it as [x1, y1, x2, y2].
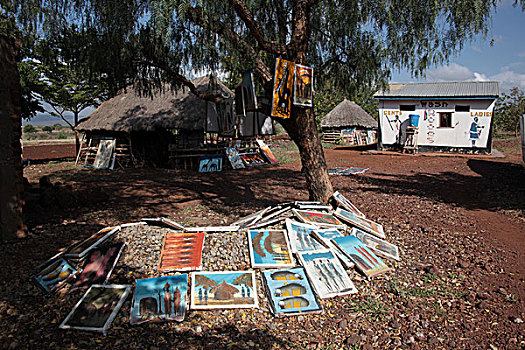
[343, 159, 525, 212]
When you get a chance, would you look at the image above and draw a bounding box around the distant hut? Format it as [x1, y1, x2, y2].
[211, 280, 239, 300]
[76, 75, 233, 168]
[320, 99, 378, 146]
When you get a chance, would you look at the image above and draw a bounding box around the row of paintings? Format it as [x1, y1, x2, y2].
[271, 58, 314, 119]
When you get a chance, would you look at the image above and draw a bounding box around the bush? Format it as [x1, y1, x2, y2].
[42, 125, 54, 133]
[56, 131, 68, 139]
[23, 124, 37, 133]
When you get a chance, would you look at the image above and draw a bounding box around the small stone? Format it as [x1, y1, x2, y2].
[247, 341, 255, 347]
[362, 344, 373, 350]
[338, 319, 348, 329]
[415, 332, 426, 341]
[512, 317, 523, 324]
[364, 329, 374, 336]
[297, 315, 304, 322]
[429, 337, 439, 345]
[196, 326, 202, 333]
[345, 334, 361, 346]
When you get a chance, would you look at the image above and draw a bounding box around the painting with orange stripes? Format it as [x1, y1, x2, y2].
[331, 235, 390, 279]
[158, 231, 205, 272]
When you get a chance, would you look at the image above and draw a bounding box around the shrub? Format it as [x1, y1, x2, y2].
[56, 131, 68, 139]
[23, 124, 37, 133]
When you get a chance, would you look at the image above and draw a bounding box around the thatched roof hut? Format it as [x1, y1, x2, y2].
[211, 280, 239, 300]
[77, 75, 233, 133]
[320, 99, 378, 129]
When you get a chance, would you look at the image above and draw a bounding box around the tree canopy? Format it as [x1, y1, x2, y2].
[494, 87, 525, 135]
[5, 0, 524, 201]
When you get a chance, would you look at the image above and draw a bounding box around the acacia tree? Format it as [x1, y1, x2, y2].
[11, 0, 525, 202]
[494, 87, 525, 136]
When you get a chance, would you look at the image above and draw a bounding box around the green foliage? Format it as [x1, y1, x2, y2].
[23, 124, 37, 133]
[42, 125, 53, 133]
[56, 131, 68, 139]
[348, 296, 388, 321]
[494, 87, 525, 134]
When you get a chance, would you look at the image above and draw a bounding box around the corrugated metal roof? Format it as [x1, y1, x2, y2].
[374, 81, 499, 98]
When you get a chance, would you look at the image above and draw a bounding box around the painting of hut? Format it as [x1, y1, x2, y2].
[76, 75, 233, 169]
[211, 280, 239, 300]
[321, 99, 378, 147]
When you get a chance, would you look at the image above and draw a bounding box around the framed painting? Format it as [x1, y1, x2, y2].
[184, 226, 239, 232]
[239, 111, 256, 137]
[65, 226, 121, 260]
[226, 147, 246, 169]
[73, 243, 126, 289]
[256, 140, 278, 164]
[158, 231, 205, 272]
[93, 139, 116, 169]
[332, 235, 390, 279]
[234, 85, 245, 118]
[239, 152, 266, 166]
[310, 228, 354, 269]
[293, 64, 313, 107]
[247, 230, 294, 268]
[217, 97, 236, 137]
[232, 206, 272, 227]
[130, 275, 188, 325]
[241, 70, 257, 111]
[59, 284, 131, 334]
[354, 228, 400, 261]
[285, 219, 325, 253]
[332, 191, 365, 218]
[334, 208, 385, 239]
[271, 58, 295, 119]
[262, 267, 322, 316]
[190, 271, 258, 309]
[34, 258, 78, 293]
[292, 209, 345, 229]
[199, 155, 223, 172]
[328, 167, 369, 176]
[297, 250, 358, 298]
[206, 101, 219, 133]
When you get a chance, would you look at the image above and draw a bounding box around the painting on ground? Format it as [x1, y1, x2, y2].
[262, 267, 322, 316]
[334, 208, 385, 239]
[130, 275, 188, 325]
[354, 229, 400, 261]
[298, 250, 358, 298]
[241, 70, 257, 111]
[73, 243, 125, 288]
[310, 228, 354, 269]
[332, 235, 390, 278]
[256, 139, 278, 164]
[225, 147, 245, 169]
[158, 231, 205, 272]
[93, 139, 116, 169]
[65, 226, 121, 259]
[247, 230, 294, 268]
[293, 64, 313, 107]
[34, 258, 78, 293]
[285, 219, 325, 253]
[239, 152, 266, 166]
[332, 191, 365, 218]
[59, 284, 131, 334]
[271, 58, 295, 119]
[199, 155, 223, 172]
[190, 271, 258, 309]
[292, 209, 345, 228]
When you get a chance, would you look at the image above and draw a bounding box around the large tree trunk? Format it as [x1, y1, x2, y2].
[280, 107, 333, 203]
[0, 35, 27, 240]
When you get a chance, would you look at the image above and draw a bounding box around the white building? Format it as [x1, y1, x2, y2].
[374, 81, 499, 153]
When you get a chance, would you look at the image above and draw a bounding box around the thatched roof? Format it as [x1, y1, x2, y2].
[321, 99, 378, 129]
[77, 75, 233, 132]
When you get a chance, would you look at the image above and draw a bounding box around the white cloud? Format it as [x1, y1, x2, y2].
[425, 63, 525, 92]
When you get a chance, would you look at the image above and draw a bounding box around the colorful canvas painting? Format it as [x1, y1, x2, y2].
[93, 139, 116, 169]
[248, 230, 294, 268]
[285, 219, 325, 253]
[190, 271, 258, 309]
[271, 58, 295, 119]
[256, 140, 278, 163]
[332, 191, 365, 218]
[130, 275, 188, 325]
[310, 228, 354, 269]
[292, 209, 345, 228]
[354, 229, 400, 261]
[199, 154, 223, 172]
[293, 64, 313, 107]
[332, 235, 390, 278]
[217, 97, 236, 137]
[60, 284, 131, 334]
[262, 267, 322, 316]
[328, 167, 369, 176]
[158, 231, 205, 272]
[66, 226, 121, 259]
[298, 250, 358, 298]
[239, 152, 266, 166]
[334, 208, 385, 239]
[241, 70, 257, 111]
[34, 258, 78, 293]
[73, 243, 125, 288]
[226, 147, 246, 169]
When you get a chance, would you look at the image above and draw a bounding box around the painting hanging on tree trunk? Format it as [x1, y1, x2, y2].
[271, 58, 295, 119]
[293, 64, 313, 107]
[241, 70, 257, 111]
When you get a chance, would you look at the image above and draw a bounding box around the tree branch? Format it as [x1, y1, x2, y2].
[227, 0, 288, 56]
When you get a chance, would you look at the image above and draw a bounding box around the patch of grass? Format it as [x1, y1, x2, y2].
[271, 141, 300, 164]
[348, 296, 389, 321]
[421, 272, 438, 283]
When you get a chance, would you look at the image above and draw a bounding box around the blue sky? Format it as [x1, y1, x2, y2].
[392, 0, 525, 93]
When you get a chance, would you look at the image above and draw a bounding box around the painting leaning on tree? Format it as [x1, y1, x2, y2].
[8, 0, 524, 206]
